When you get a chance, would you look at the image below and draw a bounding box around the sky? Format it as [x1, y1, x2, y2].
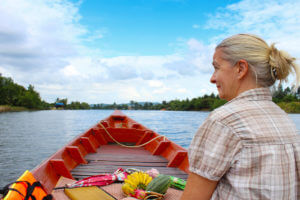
[1, 0, 300, 104]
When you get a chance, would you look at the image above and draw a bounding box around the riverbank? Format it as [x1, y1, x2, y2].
[0, 105, 29, 112]
[1, 102, 299, 113]
[277, 102, 300, 113]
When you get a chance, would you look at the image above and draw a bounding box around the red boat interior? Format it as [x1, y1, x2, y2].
[31, 110, 189, 193]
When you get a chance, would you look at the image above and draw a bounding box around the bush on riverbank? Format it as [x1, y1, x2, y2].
[0, 105, 29, 112]
[277, 102, 300, 113]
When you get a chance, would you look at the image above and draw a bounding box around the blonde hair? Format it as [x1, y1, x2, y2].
[216, 34, 300, 87]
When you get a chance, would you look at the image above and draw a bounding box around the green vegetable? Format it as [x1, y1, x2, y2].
[169, 176, 186, 190]
[146, 175, 171, 195]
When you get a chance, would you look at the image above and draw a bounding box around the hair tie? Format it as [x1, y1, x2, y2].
[269, 44, 279, 81]
[270, 65, 277, 80]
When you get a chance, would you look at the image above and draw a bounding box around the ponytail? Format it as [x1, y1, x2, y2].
[269, 44, 300, 87]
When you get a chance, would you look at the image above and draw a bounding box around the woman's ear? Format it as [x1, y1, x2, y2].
[236, 59, 249, 80]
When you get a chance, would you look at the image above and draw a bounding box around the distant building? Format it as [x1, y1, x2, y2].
[55, 102, 64, 108]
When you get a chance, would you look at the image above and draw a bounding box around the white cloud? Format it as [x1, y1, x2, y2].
[83, 29, 105, 42]
[0, 0, 86, 71]
[1, 0, 299, 104]
[187, 39, 205, 52]
[39, 84, 64, 91]
[105, 64, 139, 80]
[0, 66, 13, 78]
[187, 39, 215, 73]
[192, 24, 200, 29]
[99, 55, 182, 81]
[205, 0, 300, 58]
[153, 87, 170, 94]
[177, 88, 187, 93]
[119, 87, 142, 101]
[61, 65, 81, 77]
[0, 0, 216, 104]
[162, 38, 214, 76]
[164, 60, 197, 76]
[148, 80, 164, 88]
[204, 0, 300, 86]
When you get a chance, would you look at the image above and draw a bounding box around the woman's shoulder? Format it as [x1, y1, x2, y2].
[208, 96, 281, 126]
[209, 101, 239, 122]
[210, 96, 298, 142]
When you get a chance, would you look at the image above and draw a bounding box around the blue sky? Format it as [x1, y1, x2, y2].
[0, 0, 299, 104]
[75, 0, 237, 56]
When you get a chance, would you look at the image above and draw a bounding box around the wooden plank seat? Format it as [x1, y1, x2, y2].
[71, 144, 188, 180]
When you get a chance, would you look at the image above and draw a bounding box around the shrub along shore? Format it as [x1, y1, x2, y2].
[1, 75, 299, 113]
[0, 105, 28, 112]
[277, 102, 300, 113]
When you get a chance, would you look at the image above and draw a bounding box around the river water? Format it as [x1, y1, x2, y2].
[0, 110, 299, 187]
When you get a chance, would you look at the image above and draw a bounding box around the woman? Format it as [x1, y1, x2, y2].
[180, 34, 300, 200]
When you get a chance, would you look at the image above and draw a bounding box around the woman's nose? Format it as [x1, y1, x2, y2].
[210, 73, 216, 84]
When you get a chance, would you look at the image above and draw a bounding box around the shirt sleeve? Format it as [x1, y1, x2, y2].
[188, 118, 242, 181]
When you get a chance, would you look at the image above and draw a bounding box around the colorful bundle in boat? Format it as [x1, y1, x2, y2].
[122, 168, 186, 200]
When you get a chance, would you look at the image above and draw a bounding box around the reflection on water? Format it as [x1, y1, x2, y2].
[0, 110, 299, 187]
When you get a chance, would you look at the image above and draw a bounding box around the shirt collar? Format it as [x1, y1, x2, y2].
[230, 87, 272, 102]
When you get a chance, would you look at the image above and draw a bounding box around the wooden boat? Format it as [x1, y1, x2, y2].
[31, 110, 189, 198]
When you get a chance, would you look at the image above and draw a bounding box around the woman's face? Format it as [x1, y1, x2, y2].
[210, 48, 239, 101]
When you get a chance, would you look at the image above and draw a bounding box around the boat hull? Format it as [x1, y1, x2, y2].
[31, 110, 189, 195]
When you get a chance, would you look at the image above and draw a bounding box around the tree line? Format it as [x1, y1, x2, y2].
[55, 98, 90, 109]
[91, 86, 300, 112]
[1, 74, 299, 112]
[0, 75, 49, 109]
[91, 96, 228, 111]
[0, 75, 90, 110]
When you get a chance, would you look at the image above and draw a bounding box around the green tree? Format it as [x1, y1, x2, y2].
[211, 99, 227, 110]
[18, 85, 42, 109]
[0, 76, 26, 106]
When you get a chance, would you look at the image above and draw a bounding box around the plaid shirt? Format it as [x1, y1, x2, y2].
[189, 87, 299, 200]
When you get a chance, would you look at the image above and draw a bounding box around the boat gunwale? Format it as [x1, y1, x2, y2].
[30, 110, 189, 195]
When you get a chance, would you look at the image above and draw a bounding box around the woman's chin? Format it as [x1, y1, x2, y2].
[218, 92, 224, 99]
